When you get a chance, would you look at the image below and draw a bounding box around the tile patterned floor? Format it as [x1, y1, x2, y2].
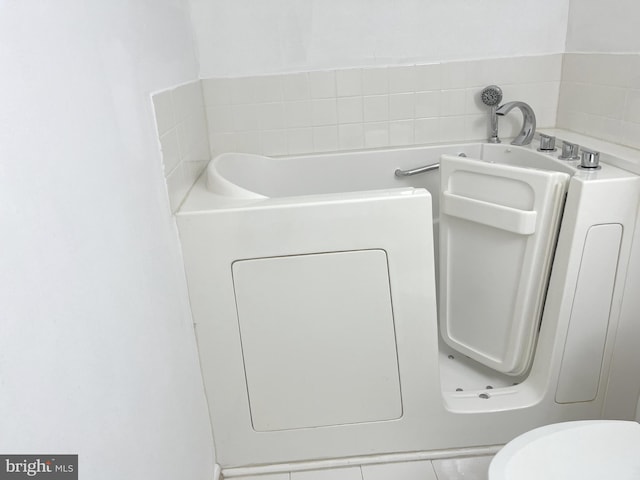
[231, 455, 494, 480]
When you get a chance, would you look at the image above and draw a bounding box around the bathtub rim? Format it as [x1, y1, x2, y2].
[181, 134, 638, 215]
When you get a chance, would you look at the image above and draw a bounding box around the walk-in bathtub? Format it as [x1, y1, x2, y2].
[177, 138, 640, 468]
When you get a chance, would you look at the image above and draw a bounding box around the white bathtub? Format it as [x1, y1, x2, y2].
[177, 140, 640, 468]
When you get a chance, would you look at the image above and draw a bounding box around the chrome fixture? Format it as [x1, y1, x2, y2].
[394, 153, 467, 177]
[480, 85, 503, 143]
[395, 162, 439, 177]
[579, 148, 601, 169]
[495, 101, 536, 146]
[538, 133, 556, 152]
[558, 141, 580, 160]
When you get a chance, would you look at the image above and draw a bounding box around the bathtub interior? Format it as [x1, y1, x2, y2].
[207, 143, 576, 223]
[208, 144, 478, 209]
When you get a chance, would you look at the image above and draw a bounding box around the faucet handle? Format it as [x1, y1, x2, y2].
[580, 148, 601, 169]
[558, 140, 580, 160]
[538, 133, 556, 152]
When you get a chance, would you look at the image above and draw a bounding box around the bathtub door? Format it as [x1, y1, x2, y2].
[439, 154, 570, 376]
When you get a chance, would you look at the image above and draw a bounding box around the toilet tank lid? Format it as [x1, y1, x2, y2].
[489, 420, 640, 480]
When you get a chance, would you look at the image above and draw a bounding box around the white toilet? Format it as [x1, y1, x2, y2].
[489, 420, 640, 480]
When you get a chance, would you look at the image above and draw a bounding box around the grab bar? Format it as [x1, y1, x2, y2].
[394, 153, 467, 177]
[394, 163, 439, 177]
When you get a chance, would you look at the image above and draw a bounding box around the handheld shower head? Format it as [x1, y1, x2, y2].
[481, 85, 503, 107]
[481, 85, 503, 143]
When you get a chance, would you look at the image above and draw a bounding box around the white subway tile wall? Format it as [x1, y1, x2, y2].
[557, 53, 640, 150]
[202, 55, 562, 158]
[152, 81, 210, 212]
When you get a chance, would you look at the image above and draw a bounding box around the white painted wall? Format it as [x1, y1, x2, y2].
[566, 0, 640, 53]
[0, 2, 214, 479]
[189, 0, 571, 77]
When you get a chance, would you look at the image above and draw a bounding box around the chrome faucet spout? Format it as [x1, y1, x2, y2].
[495, 101, 536, 146]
